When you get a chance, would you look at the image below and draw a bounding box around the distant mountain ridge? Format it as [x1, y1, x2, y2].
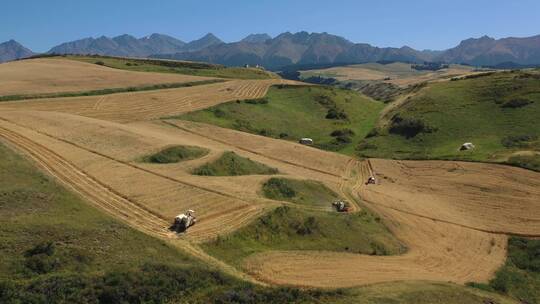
[0, 40, 34, 63]
[153, 31, 437, 70]
[47, 33, 223, 57]
[437, 34, 540, 66]
[2, 32, 540, 69]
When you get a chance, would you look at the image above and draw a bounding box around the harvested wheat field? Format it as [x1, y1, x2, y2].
[0, 112, 267, 243]
[0, 110, 350, 240]
[0, 108, 539, 288]
[0, 56, 538, 291]
[243, 159, 540, 288]
[0, 78, 299, 122]
[0, 58, 214, 96]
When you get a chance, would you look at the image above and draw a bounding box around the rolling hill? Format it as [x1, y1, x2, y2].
[357, 70, 540, 171]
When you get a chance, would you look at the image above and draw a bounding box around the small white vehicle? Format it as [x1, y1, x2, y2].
[172, 210, 197, 232]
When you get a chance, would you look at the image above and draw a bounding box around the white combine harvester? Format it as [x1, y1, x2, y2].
[332, 200, 350, 212]
[172, 210, 197, 232]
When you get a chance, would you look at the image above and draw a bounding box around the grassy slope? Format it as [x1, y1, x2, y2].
[202, 206, 405, 267]
[61, 55, 278, 79]
[358, 71, 540, 170]
[469, 237, 540, 304]
[178, 85, 384, 156]
[142, 145, 209, 164]
[262, 177, 339, 209]
[193, 151, 278, 176]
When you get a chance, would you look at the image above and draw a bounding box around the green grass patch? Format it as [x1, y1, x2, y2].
[358, 70, 540, 170]
[53, 54, 278, 79]
[193, 151, 278, 176]
[505, 154, 540, 172]
[262, 177, 339, 208]
[176, 85, 384, 156]
[0, 79, 223, 102]
[142, 145, 209, 164]
[468, 237, 540, 304]
[202, 206, 405, 267]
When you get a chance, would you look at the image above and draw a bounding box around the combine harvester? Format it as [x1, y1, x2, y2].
[332, 200, 350, 212]
[171, 210, 197, 232]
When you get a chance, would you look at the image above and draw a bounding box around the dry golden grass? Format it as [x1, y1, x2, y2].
[0, 58, 214, 96]
[0, 79, 299, 123]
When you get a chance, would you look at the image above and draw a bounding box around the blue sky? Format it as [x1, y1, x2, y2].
[3, 0, 540, 52]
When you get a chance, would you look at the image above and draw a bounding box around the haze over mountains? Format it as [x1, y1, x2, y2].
[2, 31, 540, 68]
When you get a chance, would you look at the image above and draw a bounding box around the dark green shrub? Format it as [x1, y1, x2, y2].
[330, 129, 355, 137]
[263, 178, 296, 199]
[326, 108, 348, 120]
[389, 114, 435, 138]
[501, 135, 537, 148]
[501, 98, 534, 108]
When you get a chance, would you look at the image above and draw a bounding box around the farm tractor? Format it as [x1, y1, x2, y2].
[332, 200, 350, 212]
[171, 210, 197, 232]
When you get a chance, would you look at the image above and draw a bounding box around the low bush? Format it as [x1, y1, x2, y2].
[244, 98, 269, 105]
[193, 151, 278, 176]
[263, 178, 296, 199]
[389, 114, 435, 138]
[501, 134, 538, 148]
[143, 145, 209, 164]
[330, 129, 355, 137]
[501, 98, 534, 108]
[326, 108, 348, 120]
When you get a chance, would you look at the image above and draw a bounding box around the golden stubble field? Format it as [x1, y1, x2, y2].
[0, 58, 215, 96]
[0, 58, 538, 288]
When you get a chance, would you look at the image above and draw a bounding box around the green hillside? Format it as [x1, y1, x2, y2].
[176, 85, 384, 155]
[357, 71, 540, 171]
[56, 54, 278, 79]
[202, 206, 405, 267]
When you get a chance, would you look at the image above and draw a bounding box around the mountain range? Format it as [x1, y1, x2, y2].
[0, 40, 34, 63]
[2, 32, 540, 69]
